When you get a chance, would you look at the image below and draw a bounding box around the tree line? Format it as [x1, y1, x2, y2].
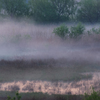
[0, 0, 100, 23]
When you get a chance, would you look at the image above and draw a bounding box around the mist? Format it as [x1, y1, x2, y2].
[0, 19, 100, 65]
[0, 19, 100, 95]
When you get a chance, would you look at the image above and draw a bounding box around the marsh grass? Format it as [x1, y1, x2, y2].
[0, 59, 98, 83]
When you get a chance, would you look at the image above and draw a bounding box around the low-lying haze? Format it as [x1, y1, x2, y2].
[0, 19, 100, 65]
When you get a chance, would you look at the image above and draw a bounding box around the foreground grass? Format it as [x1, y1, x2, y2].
[0, 91, 84, 100]
[1, 88, 100, 100]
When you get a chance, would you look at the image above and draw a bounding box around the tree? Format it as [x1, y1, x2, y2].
[0, 0, 3, 10]
[29, 0, 58, 22]
[50, 0, 77, 21]
[28, 0, 76, 22]
[77, 0, 100, 23]
[1, 0, 29, 18]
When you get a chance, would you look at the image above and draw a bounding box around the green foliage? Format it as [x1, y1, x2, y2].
[28, 0, 57, 22]
[0, 0, 29, 18]
[28, 0, 76, 22]
[70, 23, 85, 38]
[0, 0, 100, 23]
[50, 0, 77, 21]
[84, 88, 100, 100]
[53, 24, 69, 39]
[77, 0, 100, 23]
[0, 1, 3, 10]
[87, 27, 100, 35]
[7, 91, 21, 100]
[53, 23, 85, 39]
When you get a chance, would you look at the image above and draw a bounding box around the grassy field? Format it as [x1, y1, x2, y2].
[0, 54, 100, 100]
[0, 59, 99, 83]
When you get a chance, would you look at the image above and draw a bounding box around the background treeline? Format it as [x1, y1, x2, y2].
[0, 0, 100, 23]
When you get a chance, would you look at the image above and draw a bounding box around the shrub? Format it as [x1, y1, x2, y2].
[7, 91, 21, 100]
[84, 88, 100, 100]
[70, 22, 85, 38]
[53, 24, 69, 39]
[87, 28, 100, 35]
[53, 23, 85, 39]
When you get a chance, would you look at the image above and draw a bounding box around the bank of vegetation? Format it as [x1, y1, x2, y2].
[53, 22, 100, 39]
[0, 0, 100, 23]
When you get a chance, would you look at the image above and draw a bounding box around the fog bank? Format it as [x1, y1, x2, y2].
[0, 20, 100, 64]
